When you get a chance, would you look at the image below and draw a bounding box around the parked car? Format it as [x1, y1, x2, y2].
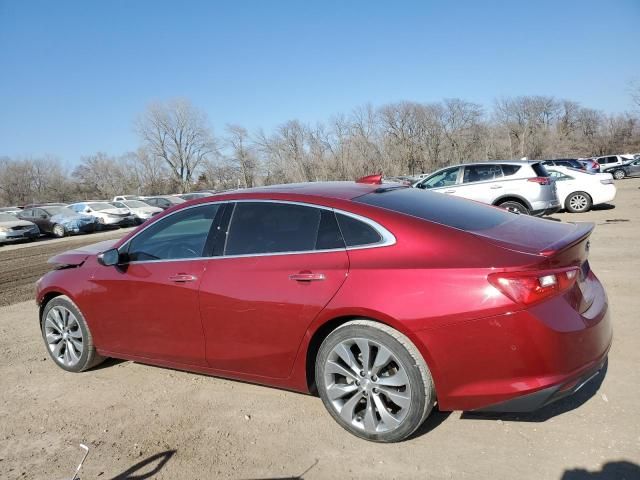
[577, 158, 601, 173]
[0, 206, 23, 215]
[412, 161, 560, 216]
[601, 157, 640, 180]
[144, 195, 186, 210]
[37, 180, 610, 442]
[111, 200, 163, 224]
[68, 202, 136, 228]
[177, 191, 216, 201]
[0, 213, 40, 243]
[545, 166, 616, 213]
[592, 155, 628, 173]
[542, 158, 585, 170]
[113, 195, 143, 202]
[18, 205, 97, 237]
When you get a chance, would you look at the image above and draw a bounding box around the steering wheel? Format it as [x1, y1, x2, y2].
[166, 243, 199, 259]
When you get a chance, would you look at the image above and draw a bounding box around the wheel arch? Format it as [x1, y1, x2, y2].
[492, 194, 532, 210]
[303, 311, 440, 397]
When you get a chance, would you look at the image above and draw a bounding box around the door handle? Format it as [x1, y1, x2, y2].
[168, 274, 197, 283]
[490, 185, 503, 189]
[444, 190, 456, 194]
[289, 272, 326, 282]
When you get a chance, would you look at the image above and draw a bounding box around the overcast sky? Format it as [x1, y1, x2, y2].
[1, 0, 638, 165]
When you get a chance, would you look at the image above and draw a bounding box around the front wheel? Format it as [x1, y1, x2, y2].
[565, 191, 592, 213]
[612, 169, 625, 180]
[52, 224, 66, 238]
[497, 200, 530, 215]
[316, 320, 435, 442]
[41, 295, 105, 372]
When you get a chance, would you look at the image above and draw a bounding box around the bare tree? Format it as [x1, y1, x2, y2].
[225, 125, 259, 187]
[136, 99, 216, 192]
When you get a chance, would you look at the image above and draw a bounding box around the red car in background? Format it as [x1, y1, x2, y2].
[36, 179, 611, 442]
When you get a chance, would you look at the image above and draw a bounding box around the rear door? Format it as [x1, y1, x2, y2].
[198, 201, 349, 378]
[457, 164, 505, 203]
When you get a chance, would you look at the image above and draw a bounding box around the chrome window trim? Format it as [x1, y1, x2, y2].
[122, 198, 396, 265]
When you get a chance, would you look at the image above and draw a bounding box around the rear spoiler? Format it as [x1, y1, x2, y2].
[540, 222, 594, 257]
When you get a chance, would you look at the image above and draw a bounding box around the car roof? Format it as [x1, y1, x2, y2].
[209, 181, 384, 201]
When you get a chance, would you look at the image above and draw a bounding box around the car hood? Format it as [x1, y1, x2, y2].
[0, 219, 36, 228]
[131, 207, 163, 214]
[48, 239, 118, 267]
[96, 208, 130, 215]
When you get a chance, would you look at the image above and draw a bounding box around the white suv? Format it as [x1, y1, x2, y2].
[413, 161, 560, 216]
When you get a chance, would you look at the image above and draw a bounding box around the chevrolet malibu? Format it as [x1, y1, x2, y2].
[36, 179, 612, 442]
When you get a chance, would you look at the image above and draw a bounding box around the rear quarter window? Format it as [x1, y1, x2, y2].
[530, 163, 550, 177]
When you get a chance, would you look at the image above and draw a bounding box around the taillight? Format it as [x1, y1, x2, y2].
[527, 177, 551, 185]
[488, 267, 579, 305]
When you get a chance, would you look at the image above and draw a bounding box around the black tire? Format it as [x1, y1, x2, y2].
[497, 200, 530, 215]
[41, 295, 105, 372]
[612, 169, 625, 180]
[565, 191, 592, 213]
[315, 320, 435, 442]
[52, 224, 66, 238]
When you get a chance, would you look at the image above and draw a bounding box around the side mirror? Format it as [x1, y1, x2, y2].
[416, 183, 426, 190]
[97, 248, 121, 266]
[40, 214, 48, 219]
[84, 208, 91, 213]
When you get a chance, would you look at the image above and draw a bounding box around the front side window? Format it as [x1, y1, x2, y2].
[126, 204, 219, 261]
[463, 164, 503, 183]
[225, 202, 333, 255]
[420, 167, 459, 189]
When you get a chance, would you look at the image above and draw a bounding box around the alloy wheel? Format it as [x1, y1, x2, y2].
[569, 194, 589, 212]
[44, 306, 84, 367]
[323, 338, 411, 434]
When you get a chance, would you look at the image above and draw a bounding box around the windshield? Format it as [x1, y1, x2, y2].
[168, 196, 186, 204]
[123, 200, 149, 208]
[46, 206, 76, 216]
[88, 202, 118, 211]
[0, 213, 18, 222]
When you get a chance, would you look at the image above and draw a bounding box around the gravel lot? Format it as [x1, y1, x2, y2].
[1, 180, 639, 480]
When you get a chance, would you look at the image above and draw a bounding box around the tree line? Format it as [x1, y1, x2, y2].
[1, 94, 639, 206]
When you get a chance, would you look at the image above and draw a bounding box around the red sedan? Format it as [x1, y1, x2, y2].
[36, 179, 611, 442]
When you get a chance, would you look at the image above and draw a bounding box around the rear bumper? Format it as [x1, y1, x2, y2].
[530, 199, 561, 216]
[531, 205, 561, 216]
[415, 276, 612, 412]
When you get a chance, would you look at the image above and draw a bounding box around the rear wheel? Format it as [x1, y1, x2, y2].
[52, 224, 66, 238]
[565, 191, 592, 213]
[612, 169, 625, 180]
[497, 200, 530, 215]
[316, 320, 435, 442]
[41, 295, 105, 372]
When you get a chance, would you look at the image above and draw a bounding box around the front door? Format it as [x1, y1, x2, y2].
[85, 203, 222, 365]
[199, 201, 349, 378]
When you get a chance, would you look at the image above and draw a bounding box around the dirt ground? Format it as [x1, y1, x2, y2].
[1, 180, 639, 480]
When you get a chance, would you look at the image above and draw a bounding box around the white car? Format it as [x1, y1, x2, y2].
[545, 166, 616, 213]
[413, 161, 560, 216]
[111, 200, 163, 224]
[112, 195, 143, 202]
[68, 201, 136, 227]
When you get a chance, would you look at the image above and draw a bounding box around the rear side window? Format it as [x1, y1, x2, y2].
[530, 163, 550, 177]
[462, 164, 503, 183]
[336, 213, 382, 247]
[225, 202, 343, 255]
[501, 165, 522, 176]
[356, 188, 514, 232]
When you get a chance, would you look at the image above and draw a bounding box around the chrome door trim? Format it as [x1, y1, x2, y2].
[120, 198, 396, 265]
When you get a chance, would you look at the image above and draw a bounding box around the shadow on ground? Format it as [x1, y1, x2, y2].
[561, 461, 640, 480]
[109, 450, 176, 480]
[460, 360, 607, 423]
